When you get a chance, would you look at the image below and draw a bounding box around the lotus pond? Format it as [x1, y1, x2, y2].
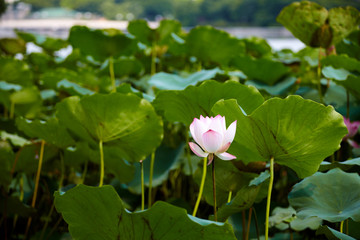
[1, 1, 360, 240]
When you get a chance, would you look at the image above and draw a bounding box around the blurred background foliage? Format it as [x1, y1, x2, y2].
[8, 0, 360, 26]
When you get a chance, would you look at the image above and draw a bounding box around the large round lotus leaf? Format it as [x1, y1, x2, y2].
[128, 19, 154, 46]
[328, 7, 360, 46]
[54, 184, 237, 240]
[0, 38, 26, 55]
[69, 26, 137, 61]
[16, 117, 75, 148]
[231, 56, 290, 85]
[212, 95, 347, 178]
[240, 37, 272, 58]
[56, 93, 163, 162]
[277, 2, 360, 48]
[186, 26, 245, 66]
[277, 1, 328, 47]
[289, 168, 360, 222]
[153, 80, 264, 126]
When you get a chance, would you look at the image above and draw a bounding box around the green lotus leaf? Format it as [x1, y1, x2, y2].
[127, 143, 184, 194]
[217, 186, 260, 222]
[246, 77, 297, 96]
[127, 19, 154, 46]
[0, 38, 26, 55]
[328, 6, 360, 46]
[269, 206, 322, 231]
[16, 117, 75, 148]
[0, 131, 30, 147]
[231, 56, 290, 85]
[322, 55, 360, 73]
[322, 66, 352, 81]
[9, 87, 42, 119]
[57, 79, 95, 97]
[186, 26, 245, 66]
[69, 26, 137, 61]
[149, 68, 222, 90]
[128, 19, 182, 47]
[0, 81, 22, 91]
[336, 30, 360, 60]
[54, 184, 237, 240]
[277, 1, 360, 48]
[27, 52, 53, 73]
[316, 225, 356, 240]
[277, 1, 328, 47]
[334, 75, 360, 99]
[240, 37, 272, 58]
[0, 58, 33, 86]
[289, 168, 360, 222]
[153, 80, 264, 126]
[16, 30, 68, 53]
[56, 93, 163, 162]
[212, 95, 347, 178]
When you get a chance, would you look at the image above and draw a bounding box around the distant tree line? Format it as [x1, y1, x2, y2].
[21, 0, 360, 26]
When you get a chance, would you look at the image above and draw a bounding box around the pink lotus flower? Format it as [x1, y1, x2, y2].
[189, 115, 237, 163]
[343, 117, 360, 148]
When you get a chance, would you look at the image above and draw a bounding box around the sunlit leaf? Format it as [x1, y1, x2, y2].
[212, 96, 347, 178]
[56, 93, 163, 162]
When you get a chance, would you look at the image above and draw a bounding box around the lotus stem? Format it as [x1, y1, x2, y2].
[227, 190, 232, 203]
[148, 152, 155, 207]
[9, 101, 15, 119]
[140, 160, 145, 210]
[212, 158, 217, 221]
[265, 156, 275, 240]
[192, 156, 207, 217]
[99, 140, 104, 187]
[109, 56, 116, 93]
[246, 208, 253, 240]
[346, 91, 350, 119]
[25, 140, 45, 237]
[340, 220, 344, 233]
[151, 41, 156, 75]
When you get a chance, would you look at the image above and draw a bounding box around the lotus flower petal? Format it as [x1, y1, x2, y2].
[223, 120, 237, 144]
[216, 152, 237, 160]
[189, 142, 209, 158]
[202, 129, 223, 153]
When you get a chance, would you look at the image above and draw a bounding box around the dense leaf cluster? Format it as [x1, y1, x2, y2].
[1, 1, 360, 240]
